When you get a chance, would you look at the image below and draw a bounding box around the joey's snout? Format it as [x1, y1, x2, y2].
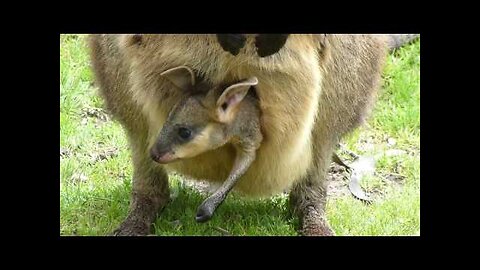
[150, 145, 177, 164]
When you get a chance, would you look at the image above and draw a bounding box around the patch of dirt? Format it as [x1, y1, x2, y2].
[60, 148, 72, 159]
[87, 146, 119, 163]
[356, 135, 377, 153]
[326, 163, 351, 198]
[380, 172, 406, 188]
[81, 107, 110, 121]
[70, 173, 88, 183]
[80, 107, 110, 126]
[387, 137, 397, 146]
[384, 149, 407, 157]
[327, 143, 410, 201]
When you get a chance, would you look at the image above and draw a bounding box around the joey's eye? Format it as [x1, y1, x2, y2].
[178, 127, 192, 140]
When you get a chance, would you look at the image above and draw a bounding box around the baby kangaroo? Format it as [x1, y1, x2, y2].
[150, 66, 263, 222]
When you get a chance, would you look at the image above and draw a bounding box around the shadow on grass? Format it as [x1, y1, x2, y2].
[154, 183, 298, 236]
[61, 177, 298, 236]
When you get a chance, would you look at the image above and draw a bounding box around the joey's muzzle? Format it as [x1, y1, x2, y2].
[150, 146, 177, 164]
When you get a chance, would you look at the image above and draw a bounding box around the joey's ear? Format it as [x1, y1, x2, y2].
[216, 77, 258, 122]
[160, 66, 196, 91]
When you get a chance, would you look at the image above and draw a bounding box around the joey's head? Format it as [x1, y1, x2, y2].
[150, 65, 258, 164]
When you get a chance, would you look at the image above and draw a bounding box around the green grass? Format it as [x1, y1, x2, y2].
[60, 35, 420, 236]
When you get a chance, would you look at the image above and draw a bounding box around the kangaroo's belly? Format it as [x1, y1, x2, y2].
[133, 34, 323, 197]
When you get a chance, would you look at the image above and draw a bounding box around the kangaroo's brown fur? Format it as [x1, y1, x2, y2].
[89, 34, 388, 236]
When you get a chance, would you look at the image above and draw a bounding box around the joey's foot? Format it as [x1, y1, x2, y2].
[195, 204, 214, 222]
[195, 200, 216, 223]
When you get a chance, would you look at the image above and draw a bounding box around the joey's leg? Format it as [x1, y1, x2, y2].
[196, 150, 255, 223]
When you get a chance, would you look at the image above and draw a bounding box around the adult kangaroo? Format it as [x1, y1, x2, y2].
[89, 34, 417, 235]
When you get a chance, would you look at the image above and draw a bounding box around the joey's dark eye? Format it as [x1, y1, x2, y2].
[178, 127, 192, 140]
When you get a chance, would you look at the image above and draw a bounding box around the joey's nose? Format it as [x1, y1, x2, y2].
[150, 146, 176, 164]
[150, 146, 167, 162]
[150, 147, 160, 162]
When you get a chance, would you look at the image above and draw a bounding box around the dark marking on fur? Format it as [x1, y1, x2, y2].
[132, 34, 143, 45]
[216, 34, 246, 56]
[255, 34, 290, 57]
